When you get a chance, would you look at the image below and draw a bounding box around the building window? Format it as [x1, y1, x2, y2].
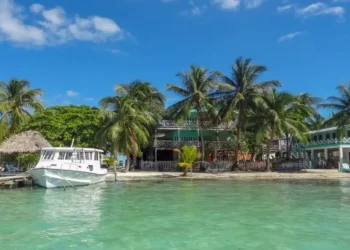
[333, 133, 336, 139]
[318, 134, 323, 141]
[326, 134, 330, 140]
[313, 135, 317, 141]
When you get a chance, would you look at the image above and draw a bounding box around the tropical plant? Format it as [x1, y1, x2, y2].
[18, 153, 40, 171]
[284, 93, 319, 158]
[215, 57, 281, 169]
[319, 83, 350, 132]
[305, 113, 326, 131]
[167, 66, 219, 160]
[21, 105, 100, 147]
[174, 145, 202, 176]
[256, 89, 309, 171]
[97, 81, 165, 171]
[0, 79, 43, 138]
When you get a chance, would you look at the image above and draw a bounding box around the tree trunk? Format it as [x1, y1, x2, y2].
[125, 155, 130, 172]
[286, 134, 290, 159]
[232, 128, 240, 171]
[112, 154, 117, 182]
[183, 167, 188, 176]
[266, 128, 275, 172]
[132, 155, 136, 171]
[200, 130, 205, 162]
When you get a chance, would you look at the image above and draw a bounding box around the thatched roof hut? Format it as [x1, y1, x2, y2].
[0, 131, 52, 154]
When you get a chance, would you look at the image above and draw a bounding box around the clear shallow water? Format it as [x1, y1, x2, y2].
[1, 180, 350, 250]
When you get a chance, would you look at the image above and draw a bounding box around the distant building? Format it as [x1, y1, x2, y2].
[278, 126, 350, 168]
[141, 109, 281, 171]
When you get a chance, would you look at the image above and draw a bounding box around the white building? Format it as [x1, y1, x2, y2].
[279, 126, 350, 168]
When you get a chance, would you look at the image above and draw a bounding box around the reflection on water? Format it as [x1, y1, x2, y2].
[42, 184, 105, 237]
[1, 180, 350, 250]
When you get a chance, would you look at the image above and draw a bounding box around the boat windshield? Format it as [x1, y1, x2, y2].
[41, 151, 55, 160]
[49, 151, 99, 161]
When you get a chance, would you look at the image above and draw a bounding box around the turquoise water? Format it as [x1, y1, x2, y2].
[1, 180, 350, 250]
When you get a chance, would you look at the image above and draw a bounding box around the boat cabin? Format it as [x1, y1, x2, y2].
[40, 147, 104, 163]
[37, 147, 105, 172]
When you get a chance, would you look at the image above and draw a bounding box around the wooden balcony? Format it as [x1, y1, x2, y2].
[157, 120, 235, 130]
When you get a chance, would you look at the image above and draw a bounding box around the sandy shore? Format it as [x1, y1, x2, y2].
[106, 169, 350, 182]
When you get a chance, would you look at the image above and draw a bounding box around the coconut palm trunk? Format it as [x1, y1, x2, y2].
[183, 167, 188, 176]
[266, 127, 275, 171]
[125, 155, 130, 172]
[112, 154, 117, 181]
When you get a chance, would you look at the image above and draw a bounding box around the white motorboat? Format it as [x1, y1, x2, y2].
[30, 147, 107, 188]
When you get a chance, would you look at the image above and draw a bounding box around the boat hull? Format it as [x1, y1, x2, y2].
[30, 168, 107, 188]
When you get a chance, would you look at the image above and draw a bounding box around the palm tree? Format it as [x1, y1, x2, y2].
[305, 113, 326, 131]
[167, 66, 219, 161]
[256, 89, 309, 171]
[174, 145, 201, 176]
[284, 93, 319, 158]
[97, 81, 165, 172]
[0, 79, 43, 138]
[215, 57, 281, 169]
[319, 83, 350, 132]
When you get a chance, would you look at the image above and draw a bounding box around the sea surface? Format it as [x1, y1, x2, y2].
[1, 180, 350, 250]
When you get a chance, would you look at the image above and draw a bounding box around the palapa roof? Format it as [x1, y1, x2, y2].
[0, 131, 52, 154]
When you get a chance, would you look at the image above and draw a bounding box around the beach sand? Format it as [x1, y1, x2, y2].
[106, 169, 350, 182]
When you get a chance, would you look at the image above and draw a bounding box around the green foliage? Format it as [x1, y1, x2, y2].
[320, 83, 350, 130]
[0, 79, 43, 137]
[174, 145, 201, 176]
[18, 153, 40, 171]
[21, 105, 100, 147]
[167, 66, 220, 160]
[103, 156, 118, 167]
[256, 89, 310, 170]
[97, 81, 165, 169]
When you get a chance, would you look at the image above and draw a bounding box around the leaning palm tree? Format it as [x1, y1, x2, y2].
[167, 66, 219, 161]
[256, 89, 309, 171]
[0, 79, 43, 137]
[305, 113, 326, 131]
[319, 83, 350, 132]
[97, 81, 165, 172]
[215, 57, 281, 169]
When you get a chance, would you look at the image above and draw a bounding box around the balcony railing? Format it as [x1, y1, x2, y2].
[157, 120, 235, 130]
[298, 138, 350, 148]
[155, 140, 232, 149]
[155, 140, 280, 151]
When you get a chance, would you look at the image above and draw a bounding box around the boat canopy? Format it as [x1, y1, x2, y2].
[41, 147, 104, 152]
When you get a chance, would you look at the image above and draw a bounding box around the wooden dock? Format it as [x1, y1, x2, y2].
[0, 174, 32, 188]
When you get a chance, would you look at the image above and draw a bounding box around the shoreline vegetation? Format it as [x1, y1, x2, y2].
[1, 57, 350, 174]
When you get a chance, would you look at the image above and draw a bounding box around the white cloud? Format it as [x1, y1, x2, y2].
[106, 48, 129, 55]
[278, 31, 303, 42]
[244, 0, 263, 9]
[67, 90, 79, 97]
[212, 0, 240, 10]
[42, 7, 65, 25]
[181, 1, 207, 16]
[296, 2, 345, 18]
[30, 3, 44, 13]
[277, 4, 294, 13]
[0, 0, 126, 47]
[0, 0, 46, 46]
[92, 16, 120, 33]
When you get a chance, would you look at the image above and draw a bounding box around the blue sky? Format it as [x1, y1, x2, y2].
[0, 0, 349, 115]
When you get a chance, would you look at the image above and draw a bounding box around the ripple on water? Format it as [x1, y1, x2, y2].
[1, 180, 350, 250]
